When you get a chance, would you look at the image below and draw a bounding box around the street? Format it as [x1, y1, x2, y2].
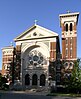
[0, 91, 81, 99]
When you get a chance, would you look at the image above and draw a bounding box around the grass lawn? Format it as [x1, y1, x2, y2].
[47, 92, 81, 97]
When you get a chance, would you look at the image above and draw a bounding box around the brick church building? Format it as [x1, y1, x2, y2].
[1, 11, 79, 89]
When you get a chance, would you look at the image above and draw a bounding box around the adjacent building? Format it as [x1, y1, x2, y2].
[2, 46, 15, 84]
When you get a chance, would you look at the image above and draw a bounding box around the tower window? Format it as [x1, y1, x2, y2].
[4, 64, 7, 70]
[70, 48, 72, 57]
[64, 62, 69, 69]
[66, 38, 68, 45]
[66, 48, 68, 57]
[66, 24, 68, 31]
[70, 38, 72, 45]
[69, 62, 73, 69]
[70, 23, 73, 31]
[69, 62, 73, 67]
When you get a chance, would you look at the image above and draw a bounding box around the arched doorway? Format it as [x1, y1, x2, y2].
[32, 74, 38, 85]
[40, 74, 46, 86]
[25, 74, 30, 85]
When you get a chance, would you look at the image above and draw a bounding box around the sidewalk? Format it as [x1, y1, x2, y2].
[0, 90, 48, 95]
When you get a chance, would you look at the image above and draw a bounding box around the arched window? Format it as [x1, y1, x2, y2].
[64, 62, 69, 69]
[70, 23, 73, 31]
[40, 74, 46, 86]
[66, 24, 68, 31]
[25, 74, 30, 85]
[69, 62, 73, 69]
[64, 73, 71, 80]
[4, 64, 7, 70]
[32, 74, 38, 85]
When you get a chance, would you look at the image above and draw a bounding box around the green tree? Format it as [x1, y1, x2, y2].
[0, 73, 9, 90]
[65, 59, 81, 93]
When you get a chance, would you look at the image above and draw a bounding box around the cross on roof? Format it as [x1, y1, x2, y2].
[67, 10, 71, 13]
[34, 20, 38, 25]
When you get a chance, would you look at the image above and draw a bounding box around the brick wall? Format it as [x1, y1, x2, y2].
[50, 42, 56, 61]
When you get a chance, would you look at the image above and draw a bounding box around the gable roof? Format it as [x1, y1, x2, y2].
[14, 24, 58, 41]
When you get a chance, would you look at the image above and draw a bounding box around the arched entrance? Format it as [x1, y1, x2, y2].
[32, 74, 38, 85]
[25, 74, 30, 85]
[40, 74, 46, 86]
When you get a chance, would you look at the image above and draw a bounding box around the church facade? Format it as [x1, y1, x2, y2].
[1, 12, 79, 89]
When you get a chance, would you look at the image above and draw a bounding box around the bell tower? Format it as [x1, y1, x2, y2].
[59, 11, 79, 69]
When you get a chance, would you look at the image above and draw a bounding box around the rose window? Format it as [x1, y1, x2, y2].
[28, 50, 46, 67]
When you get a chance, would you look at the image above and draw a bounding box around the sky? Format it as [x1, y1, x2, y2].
[0, 0, 81, 69]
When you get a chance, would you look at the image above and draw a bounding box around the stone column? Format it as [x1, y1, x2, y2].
[38, 75, 40, 87]
[30, 75, 32, 86]
[30, 79, 32, 86]
[46, 57, 49, 87]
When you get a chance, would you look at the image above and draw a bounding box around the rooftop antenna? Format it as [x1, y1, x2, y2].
[34, 20, 38, 25]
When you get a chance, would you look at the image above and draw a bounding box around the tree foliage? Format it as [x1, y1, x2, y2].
[0, 73, 9, 90]
[64, 59, 81, 93]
